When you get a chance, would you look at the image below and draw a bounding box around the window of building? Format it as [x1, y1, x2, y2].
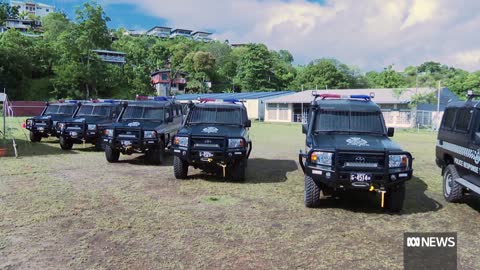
[161, 73, 168, 81]
[278, 103, 289, 121]
[442, 108, 456, 130]
[454, 109, 472, 132]
[46, 9, 49, 12]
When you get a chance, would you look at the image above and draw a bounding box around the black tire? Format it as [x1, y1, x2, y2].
[105, 144, 120, 163]
[443, 164, 464, 202]
[94, 137, 105, 151]
[304, 175, 321, 208]
[229, 159, 246, 181]
[148, 140, 165, 165]
[173, 156, 188, 179]
[59, 136, 73, 150]
[385, 183, 406, 212]
[29, 131, 41, 142]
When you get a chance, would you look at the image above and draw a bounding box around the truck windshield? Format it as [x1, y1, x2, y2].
[44, 105, 75, 115]
[76, 105, 112, 117]
[314, 110, 384, 134]
[188, 107, 242, 125]
[122, 106, 164, 120]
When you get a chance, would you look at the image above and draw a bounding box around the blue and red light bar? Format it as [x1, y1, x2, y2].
[223, 98, 242, 103]
[135, 95, 171, 101]
[320, 94, 341, 99]
[199, 98, 216, 103]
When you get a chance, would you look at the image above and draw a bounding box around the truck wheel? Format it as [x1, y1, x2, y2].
[304, 175, 321, 208]
[105, 144, 120, 163]
[443, 164, 464, 202]
[229, 159, 246, 181]
[385, 184, 406, 212]
[148, 140, 165, 165]
[59, 136, 73, 150]
[29, 131, 41, 142]
[173, 156, 188, 179]
[94, 137, 105, 151]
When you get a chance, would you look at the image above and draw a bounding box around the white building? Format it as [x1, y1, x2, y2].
[146, 26, 171, 38]
[192, 31, 212, 42]
[170, 29, 193, 38]
[10, 1, 55, 18]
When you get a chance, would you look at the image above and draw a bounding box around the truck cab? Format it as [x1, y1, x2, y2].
[299, 93, 413, 211]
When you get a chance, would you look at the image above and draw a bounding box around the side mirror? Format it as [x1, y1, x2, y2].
[245, 120, 251, 128]
[302, 124, 308, 134]
[387, 127, 395, 137]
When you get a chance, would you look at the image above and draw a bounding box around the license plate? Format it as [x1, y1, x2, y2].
[200, 151, 213, 158]
[122, 140, 132, 146]
[38, 127, 44, 131]
[350, 173, 372, 182]
[70, 131, 78, 137]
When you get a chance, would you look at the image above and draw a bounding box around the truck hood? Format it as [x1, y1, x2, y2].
[66, 116, 112, 126]
[112, 120, 164, 130]
[312, 134, 404, 152]
[32, 114, 73, 121]
[178, 124, 244, 137]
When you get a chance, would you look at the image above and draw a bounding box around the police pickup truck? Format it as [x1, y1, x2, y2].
[57, 100, 123, 150]
[171, 98, 252, 181]
[103, 96, 183, 165]
[299, 93, 413, 212]
[25, 100, 80, 142]
[436, 91, 480, 203]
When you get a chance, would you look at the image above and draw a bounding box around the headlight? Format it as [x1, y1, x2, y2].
[389, 154, 409, 168]
[53, 121, 58, 126]
[104, 129, 113, 137]
[310, 151, 333, 166]
[228, 138, 245, 148]
[88, 124, 97, 130]
[57, 123, 65, 130]
[26, 120, 33, 126]
[174, 136, 189, 147]
[144, 130, 157, 139]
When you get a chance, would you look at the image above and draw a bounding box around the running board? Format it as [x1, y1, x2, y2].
[456, 178, 480, 195]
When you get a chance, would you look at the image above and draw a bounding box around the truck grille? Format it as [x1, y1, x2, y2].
[338, 152, 385, 170]
[65, 123, 83, 131]
[191, 136, 224, 149]
[34, 120, 50, 127]
[116, 129, 141, 139]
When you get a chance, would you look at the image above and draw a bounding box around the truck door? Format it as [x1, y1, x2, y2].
[463, 108, 480, 186]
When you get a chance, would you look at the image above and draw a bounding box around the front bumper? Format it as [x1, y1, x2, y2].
[105, 136, 160, 153]
[299, 150, 413, 189]
[59, 122, 100, 143]
[25, 119, 55, 136]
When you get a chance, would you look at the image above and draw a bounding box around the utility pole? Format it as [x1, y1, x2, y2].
[3, 88, 5, 141]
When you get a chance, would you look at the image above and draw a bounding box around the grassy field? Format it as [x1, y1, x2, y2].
[0, 118, 479, 269]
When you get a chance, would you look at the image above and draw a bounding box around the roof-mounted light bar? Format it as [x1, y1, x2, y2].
[198, 98, 216, 103]
[135, 95, 172, 101]
[312, 92, 374, 102]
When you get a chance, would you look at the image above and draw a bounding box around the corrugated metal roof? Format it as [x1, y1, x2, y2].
[265, 88, 437, 104]
[175, 91, 294, 100]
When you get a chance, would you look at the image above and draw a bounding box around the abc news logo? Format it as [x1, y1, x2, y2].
[406, 236, 456, 248]
[404, 233, 457, 270]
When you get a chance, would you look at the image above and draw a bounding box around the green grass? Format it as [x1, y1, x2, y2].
[0, 121, 479, 269]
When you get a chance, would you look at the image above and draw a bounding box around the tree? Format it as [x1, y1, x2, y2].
[0, 1, 18, 25]
[365, 65, 406, 88]
[292, 59, 354, 90]
[235, 44, 280, 91]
